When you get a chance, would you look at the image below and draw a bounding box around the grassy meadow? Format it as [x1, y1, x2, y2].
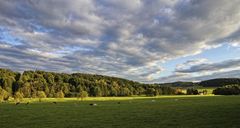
[0, 95, 240, 128]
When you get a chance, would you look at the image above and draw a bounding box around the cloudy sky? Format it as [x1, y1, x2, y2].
[0, 0, 240, 83]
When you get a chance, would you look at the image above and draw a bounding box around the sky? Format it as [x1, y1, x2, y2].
[0, 0, 240, 83]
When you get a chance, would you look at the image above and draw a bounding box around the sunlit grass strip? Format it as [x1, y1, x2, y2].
[3, 95, 217, 103]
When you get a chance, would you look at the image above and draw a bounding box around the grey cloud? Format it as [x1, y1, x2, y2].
[154, 58, 240, 83]
[156, 69, 240, 83]
[176, 59, 240, 73]
[154, 73, 188, 83]
[1, 0, 240, 82]
[189, 70, 240, 81]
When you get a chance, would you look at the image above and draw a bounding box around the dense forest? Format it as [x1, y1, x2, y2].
[0, 68, 176, 101]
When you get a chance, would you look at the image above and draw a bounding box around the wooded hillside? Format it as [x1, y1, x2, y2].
[0, 68, 176, 100]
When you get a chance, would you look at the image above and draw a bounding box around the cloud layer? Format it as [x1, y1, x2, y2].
[0, 0, 240, 82]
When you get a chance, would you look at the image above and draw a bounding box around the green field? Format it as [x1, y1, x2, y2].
[0, 96, 240, 128]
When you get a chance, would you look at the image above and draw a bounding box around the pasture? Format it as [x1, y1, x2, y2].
[0, 96, 240, 128]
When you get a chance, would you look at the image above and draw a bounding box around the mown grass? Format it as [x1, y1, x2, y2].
[0, 96, 240, 128]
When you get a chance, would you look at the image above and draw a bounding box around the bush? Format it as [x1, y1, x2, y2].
[203, 90, 208, 95]
[56, 91, 65, 98]
[161, 87, 176, 95]
[175, 88, 185, 95]
[14, 91, 24, 102]
[186, 88, 199, 95]
[213, 85, 240, 95]
[146, 88, 157, 96]
[77, 91, 88, 101]
[37, 91, 47, 102]
[0, 87, 10, 102]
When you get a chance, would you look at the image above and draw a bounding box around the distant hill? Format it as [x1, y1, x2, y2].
[199, 78, 240, 87]
[154, 78, 240, 87]
[157, 81, 198, 87]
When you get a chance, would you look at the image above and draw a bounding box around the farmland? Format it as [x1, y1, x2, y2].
[1, 95, 240, 128]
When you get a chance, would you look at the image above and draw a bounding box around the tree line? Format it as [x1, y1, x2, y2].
[0, 68, 177, 101]
[213, 85, 240, 95]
